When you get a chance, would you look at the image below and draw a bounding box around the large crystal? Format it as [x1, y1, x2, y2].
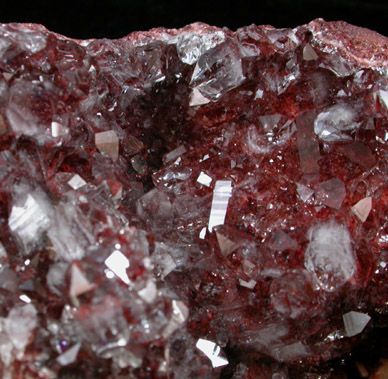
[0, 18, 388, 378]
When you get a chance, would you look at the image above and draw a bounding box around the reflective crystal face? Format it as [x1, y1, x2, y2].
[0, 18, 388, 378]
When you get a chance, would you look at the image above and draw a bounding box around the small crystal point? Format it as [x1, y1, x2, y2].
[303, 43, 319, 61]
[216, 232, 239, 256]
[352, 197, 372, 222]
[69, 264, 95, 298]
[95, 130, 119, 162]
[343, 311, 371, 337]
[189, 87, 211, 106]
[68, 174, 87, 190]
[57, 343, 81, 366]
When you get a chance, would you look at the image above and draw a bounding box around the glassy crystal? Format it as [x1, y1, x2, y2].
[95, 130, 119, 162]
[305, 222, 356, 291]
[343, 311, 371, 337]
[208, 180, 233, 232]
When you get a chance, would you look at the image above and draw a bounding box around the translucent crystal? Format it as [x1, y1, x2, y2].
[48, 202, 94, 261]
[296, 111, 321, 174]
[216, 232, 239, 256]
[315, 178, 346, 210]
[296, 183, 314, 202]
[343, 311, 371, 337]
[352, 197, 372, 222]
[138, 280, 157, 304]
[9, 190, 51, 254]
[162, 300, 189, 338]
[176, 30, 225, 65]
[305, 222, 356, 292]
[67, 174, 87, 190]
[0, 242, 7, 259]
[190, 43, 245, 99]
[208, 180, 233, 232]
[163, 145, 186, 164]
[57, 343, 81, 366]
[303, 43, 318, 61]
[95, 130, 119, 161]
[314, 104, 359, 141]
[189, 87, 211, 106]
[195, 339, 229, 368]
[69, 264, 95, 299]
[5, 304, 37, 351]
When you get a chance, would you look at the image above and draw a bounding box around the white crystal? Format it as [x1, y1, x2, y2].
[351, 197, 372, 222]
[303, 43, 318, 61]
[195, 339, 229, 368]
[199, 227, 207, 239]
[57, 343, 81, 366]
[69, 264, 95, 298]
[378, 90, 388, 110]
[305, 221, 356, 292]
[9, 192, 51, 253]
[138, 280, 157, 304]
[254, 88, 264, 99]
[5, 304, 37, 351]
[238, 279, 257, 289]
[314, 104, 359, 141]
[67, 174, 87, 190]
[19, 294, 31, 303]
[197, 172, 212, 187]
[51, 121, 67, 138]
[163, 145, 186, 164]
[343, 311, 371, 337]
[189, 88, 211, 106]
[296, 183, 314, 202]
[95, 130, 119, 161]
[0, 242, 7, 258]
[208, 180, 233, 232]
[105, 250, 130, 285]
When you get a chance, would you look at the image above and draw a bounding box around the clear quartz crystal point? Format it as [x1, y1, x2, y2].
[95, 130, 119, 161]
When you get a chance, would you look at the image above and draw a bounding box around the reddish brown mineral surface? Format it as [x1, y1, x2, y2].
[0, 19, 388, 378]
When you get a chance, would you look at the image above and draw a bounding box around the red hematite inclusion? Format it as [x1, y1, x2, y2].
[1, 19, 388, 378]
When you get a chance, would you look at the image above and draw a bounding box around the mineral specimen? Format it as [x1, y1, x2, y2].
[0, 18, 388, 378]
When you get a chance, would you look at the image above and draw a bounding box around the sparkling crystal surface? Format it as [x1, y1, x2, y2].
[0, 19, 388, 378]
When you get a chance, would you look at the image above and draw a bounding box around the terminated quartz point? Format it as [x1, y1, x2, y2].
[1, 19, 388, 378]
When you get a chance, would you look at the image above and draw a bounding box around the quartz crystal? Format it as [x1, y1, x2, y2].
[0, 19, 388, 378]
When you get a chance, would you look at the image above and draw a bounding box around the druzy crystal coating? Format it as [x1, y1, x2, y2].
[0, 19, 388, 378]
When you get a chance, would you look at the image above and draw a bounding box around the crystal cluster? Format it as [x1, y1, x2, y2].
[0, 19, 388, 378]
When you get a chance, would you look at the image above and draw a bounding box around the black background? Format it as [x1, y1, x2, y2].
[1, 0, 388, 39]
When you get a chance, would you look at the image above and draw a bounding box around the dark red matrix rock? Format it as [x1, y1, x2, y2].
[0, 18, 388, 378]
